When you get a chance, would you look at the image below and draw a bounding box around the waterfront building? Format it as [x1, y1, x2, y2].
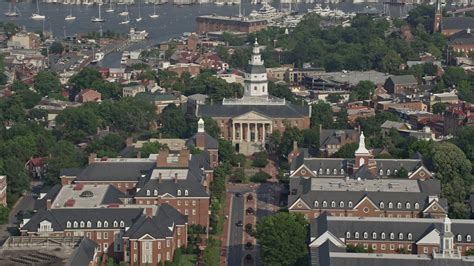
[197, 39, 311, 155]
[196, 15, 268, 34]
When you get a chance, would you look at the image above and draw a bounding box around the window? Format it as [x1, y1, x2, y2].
[333, 169, 337, 175]
[192, 200, 196, 206]
[185, 190, 189, 196]
[97, 232, 102, 239]
[314, 201, 319, 207]
[406, 202, 411, 209]
[414, 203, 419, 209]
[192, 209, 196, 215]
[408, 233, 412, 240]
[379, 169, 383, 175]
[322, 201, 327, 207]
[399, 233, 403, 240]
[390, 244, 395, 251]
[348, 201, 353, 208]
[390, 233, 395, 240]
[104, 221, 108, 227]
[331, 201, 336, 208]
[158, 242, 161, 249]
[73, 221, 78, 228]
[340, 169, 344, 175]
[154, 189, 158, 196]
[379, 202, 384, 209]
[177, 190, 182, 196]
[423, 247, 428, 253]
[381, 233, 386, 240]
[80, 221, 85, 228]
[178, 200, 181, 206]
[388, 202, 393, 209]
[87, 221, 91, 228]
[355, 232, 359, 239]
[467, 235, 471, 242]
[372, 232, 377, 239]
[97, 221, 102, 228]
[133, 242, 137, 250]
[185, 201, 189, 206]
[120, 221, 124, 227]
[381, 244, 386, 250]
[457, 234, 462, 242]
[397, 202, 402, 209]
[339, 201, 344, 208]
[319, 169, 323, 174]
[166, 240, 170, 247]
[387, 170, 391, 176]
[372, 244, 377, 250]
[185, 209, 189, 215]
[363, 232, 368, 239]
[114, 221, 118, 227]
[178, 228, 181, 236]
[66, 221, 71, 228]
[326, 169, 330, 175]
[146, 190, 150, 196]
[104, 232, 108, 239]
[346, 232, 351, 239]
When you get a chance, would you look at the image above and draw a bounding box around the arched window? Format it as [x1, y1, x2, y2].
[379, 169, 383, 175]
[97, 221, 102, 228]
[467, 235, 471, 242]
[457, 234, 462, 242]
[381, 233, 386, 240]
[314, 201, 318, 207]
[104, 221, 108, 227]
[73, 221, 78, 228]
[114, 221, 118, 227]
[120, 221, 125, 227]
[360, 158, 365, 166]
[372, 232, 377, 239]
[348, 201, 353, 208]
[340, 169, 344, 175]
[177, 190, 182, 196]
[146, 190, 150, 196]
[254, 86, 257, 91]
[185, 190, 189, 196]
[331, 201, 336, 208]
[87, 221, 91, 228]
[406, 202, 411, 209]
[387, 170, 391, 176]
[408, 233, 413, 240]
[388, 202, 393, 209]
[333, 169, 337, 175]
[379, 202, 384, 209]
[399, 233, 403, 240]
[154, 189, 158, 196]
[414, 203, 419, 209]
[397, 202, 402, 209]
[322, 201, 327, 207]
[326, 169, 330, 175]
[355, 232, 359, 239]
[346, 232, 351, 239]
[80, 221, 85, 228]
[339, 201, 344, 208]
[394, 169, 398, 174]
[363, 232, 368, 239]
[390, 233, 395, 240]
[66, 221, 71, 228]
[319, 168, 323, 174]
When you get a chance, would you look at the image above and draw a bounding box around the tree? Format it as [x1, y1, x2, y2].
[0, 206, 8, 225]
[252, 152, 268, 167]
[257, 212, 308, 265]
[310, 101, 333, 128]
[457, 80, 474, 103]
[68, 67, 103, 96]
[251, 172, 271, 183]
[139, 141, 168, 158]
[10, 80, 29, 91]
[382, 50, 403, 74]
[55, 107, 101, 142]
[45, 141, 86, 186]
[268, 82, 296, 103]
[326, 93, 343, 103]
[86, 134, 125, 158]
[332, 143, 358, 158]
[233, 168, 248, 183]
[2, 157, 29, 204]
[158, 104, 188, 138]
[350, 81, 375, 101]
[443, 67, 467, 88]
[432, 102, 446, 114]
[49, 41, 64, 54]
[33, 71, 61, 97]
[0, 55, 7, 85]
[203, 117, 220, 139]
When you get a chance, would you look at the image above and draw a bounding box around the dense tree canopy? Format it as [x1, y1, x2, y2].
[33, 71, 62, 98]
[350, 81, 375, 101]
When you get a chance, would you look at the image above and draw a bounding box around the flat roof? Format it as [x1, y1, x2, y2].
[310, 178, 421, 193]
[52, 184, 114, 209]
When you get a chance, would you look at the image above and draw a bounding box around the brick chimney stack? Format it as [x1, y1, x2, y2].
[144, 207, 154, 218]
[88, 153, 97, 164]
[46, 199, 52, 210]
[174, 173, 178, 183]
[178, 149, 190, 167]
[157, 150, 169, 167]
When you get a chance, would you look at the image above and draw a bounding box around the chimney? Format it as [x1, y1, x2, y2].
[174, 173, 178, 183]
[157, 150, 169, 167]
[178, 149, 190, 167]
[158, 172, 162, 183]
[88, 153, 97, 164]
[292, 141, 298, 151]
[46, 199, 52, 210]
[319, 124, 322, 133]
[144, 207, 153, 218]
[126, 137, 133, 147]
[137, 151, 141, 159]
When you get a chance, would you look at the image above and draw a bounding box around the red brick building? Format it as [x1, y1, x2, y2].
[76, 89, 102, 103]
[444, 101, 474, 134]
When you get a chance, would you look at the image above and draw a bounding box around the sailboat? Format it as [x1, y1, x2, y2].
[135, 0, 142, 22]
[105, 0, 114, 13]
[149, 4, 159, 18]
[5, 2, 20, 17]
[119, 5, 128, 16]
[65, 6, 76, 21]
[120, 12, 130, 24]
[31, 0, 45, 20]
[91, 4, 105, 22]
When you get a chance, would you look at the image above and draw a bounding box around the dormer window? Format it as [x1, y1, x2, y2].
[80, 221, 85, 228]
[326, 169, 330, 175]
[87, 221, 91, 228]
[319, 168, 323, 174]
[363, 232, 368, 239]
[322, 201, 327, 207]
[467, 235, 471, 242]
[408, 233, 413, 240]
[66, 221, 71, 228]
[97, 221, 102, 228]
[390, 233, 395, 240]
[114, 221, 118, 227]
[120, 221, 125, 227]
[387, 170, 391, 176]
[346, 232, 351, 239]
[348, 201, 353, 208]
[146, 190, 150, 196]
[414, 203, 419, 209]
[406, 202, 411, 209]
[379, 202, 384, 208]
[333, 169, 337, 175]
[355, 232, 359, 239]
[381, 233, 386, 240]
[314, 201, 318, 207]
[331, 201, 336, 208]
[340, 169, 344, 175]
[457, 234, 462, 242]
[397, 202, 402, 209]
[185, 190, 189, 196]
[154, 189, 158, 196]
[399, 233, 403, 240]
[73, 221, 78, 228]
[177, 190, 182, 196]
[388, 202, 393, 209]
[104, 221, 108, 227]
[379, 169, 383, 175]
[372, 232, 377, 239]
[339, 201, 344, 208]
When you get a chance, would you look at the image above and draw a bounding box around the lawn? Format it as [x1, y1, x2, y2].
[177, 254, 197, 266]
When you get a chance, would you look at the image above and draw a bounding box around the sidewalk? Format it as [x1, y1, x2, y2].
[220, 191, 233, 266]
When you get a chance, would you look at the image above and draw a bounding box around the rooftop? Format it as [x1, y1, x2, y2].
[310, 178, 421, 193]
[51, 184, 124, 209]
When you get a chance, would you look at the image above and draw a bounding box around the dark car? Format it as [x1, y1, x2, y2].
[236, 220, 243, 227]
[235, 192, 242, 197]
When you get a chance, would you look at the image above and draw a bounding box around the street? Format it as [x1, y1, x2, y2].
[227, 193, 244, 266]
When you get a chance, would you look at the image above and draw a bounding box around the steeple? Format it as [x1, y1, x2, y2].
[354, 132, 370, 169]
[355, 132, 369, 155]
[243, 38, 268, 97]
[433, 0, 443, 32]
[439, 215, 456, 258]
[198, 118, 205, 133]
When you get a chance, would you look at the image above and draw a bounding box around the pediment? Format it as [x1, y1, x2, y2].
[289, 198, 311, 210]
[233, 111, 271, 121]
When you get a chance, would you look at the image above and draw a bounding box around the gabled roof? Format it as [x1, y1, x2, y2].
[387, 75, 418, 85]
[198, 104, 310, 119]
[76, 161, 155, 182]
[67, 237, 97, 266]
[186, 132, 219, 150]
[448, 29, 474, 45]
[442, 17, 474, 31]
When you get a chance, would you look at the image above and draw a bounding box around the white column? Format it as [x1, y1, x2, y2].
[254, 123, 258, 142]
[239, 123, 242, 142]
[262, 123, 266, 143]
[232, 122, 235, 141]
[247, 123, 250, 142]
